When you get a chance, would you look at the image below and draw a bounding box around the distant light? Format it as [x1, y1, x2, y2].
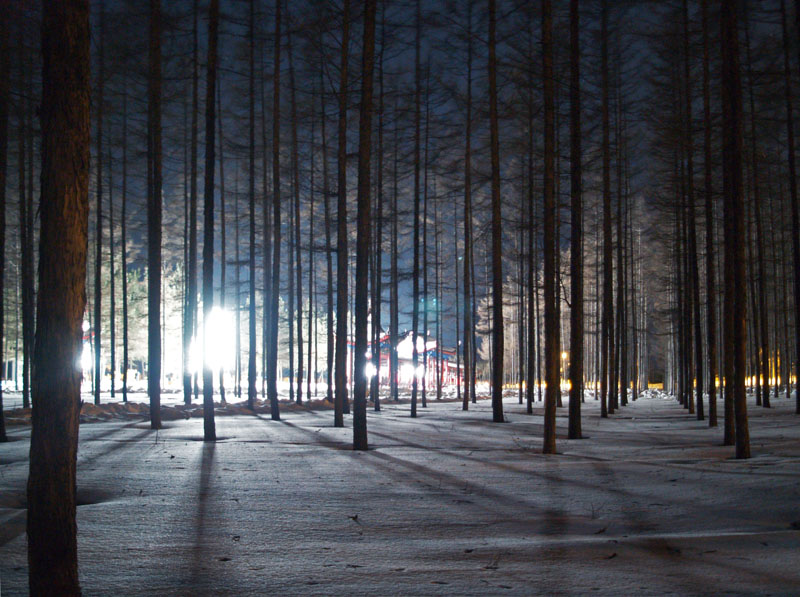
[81, 343, 92, 371]
[82, 320, 90, 333]
[561, 352, 568, 360]
[365, 362, 377, 380]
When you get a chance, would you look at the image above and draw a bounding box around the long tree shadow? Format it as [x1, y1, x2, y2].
[187, 441, 216, 592]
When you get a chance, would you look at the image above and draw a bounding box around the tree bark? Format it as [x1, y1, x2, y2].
[334, 0, 351, 426]
[721, 0, 750, 458]
[0, 0, 8, 441]
[542, 0, 557, 451]
[702, 0, 717, 427]
[488, 0, 504, 424]
[147, 0, 162, 430]
[28, 0, 90, 591]
[202, 0, 220, 441]
[568, 0, 583, 439]
[353, 0, 376, 451]
[267, 0, 282, 420]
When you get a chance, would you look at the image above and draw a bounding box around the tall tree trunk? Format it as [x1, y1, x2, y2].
[411, 0, 421, 418]
[288, 8, 303, 405]
[353, 0, 376, 451]
[463, 0, 474, 411]
[319, 59, 334, 404]
[18, 46, 30, 411]
[683, 0, 703, 419]
[744, 4, 770, 408]
[0, 0, 8, 441]
[147, 0, 163, 430]
[390, 112, 399, 402]
[94, 1, 104, 405]
[372, 7, 385, 410]
[780, 0, 800, 414]
[721, 0, 750, 458]
[600, 0, 613, 419]
[267, 0, 282, 420]
[702, 0, 717, 427]
[334, 0, 351, 426]
[568, 0, 583, 439]
[108, 144, 115, 398]
[248, 0, 257, 410]
[184, 0, 199, 405]
[219, 83, 228, 403]
[27, 0, 89, 590]
[488, 0, 504, 424]
[542, 0, 557, 451]
[202, 0, 220, 440]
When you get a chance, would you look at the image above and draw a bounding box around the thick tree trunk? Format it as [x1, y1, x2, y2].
[27, 1, 90, 591]
[721, 0, 750, 458]
[202, 0, 220, 441]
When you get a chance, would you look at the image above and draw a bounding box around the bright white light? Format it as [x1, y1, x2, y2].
[81, 342, 92, 371]
[365, 362, 377, 379]
[191, 307, 235, 375]
[416, 365, 425, 380]
[400, 363, 415, 382]
[82, 320, 90, 333]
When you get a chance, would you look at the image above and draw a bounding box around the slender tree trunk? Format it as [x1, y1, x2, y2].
[334, 0, 351, 426]
[147, 0, 163, 429]
[219, 83, 228, 403]
[202, 0, 220, 441]
[0, 0, 8, 441]
[319, 60, 334, 404]
[600, 0, 612, 419]
[542, 0, 557, 451]
[744, 5, 770, 408]
[353, 0, 376, 451]
[488, 0, 504, 424]
[372, 8, 385, 410]
[780, 0, 800, 413]
[721, 0, 750, 458]
[94, 1, 104, 405]
[268, 0, 282, 420]
[701, 0, 717, 426]
[463, 0, 474, 411]
[27, 1, 89, 590]
[568, 0, 583, 439]
[108, 144, 116, 398]
[411, 0, 422, 418]
[288, 11, 303, 405]
[183, 0, 199, 405]
[390, 113, 399, 402]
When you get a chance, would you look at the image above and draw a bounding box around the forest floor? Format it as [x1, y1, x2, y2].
[1, 389, 799, 596]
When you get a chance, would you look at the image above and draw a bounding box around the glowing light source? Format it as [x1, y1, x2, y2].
[365, 362, 377, 380]
[190, 307, 235, 375]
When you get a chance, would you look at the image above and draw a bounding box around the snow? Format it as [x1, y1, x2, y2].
[1, 391, 799, 595]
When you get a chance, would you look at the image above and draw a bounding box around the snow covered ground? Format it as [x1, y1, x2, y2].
[1, 390, 799, 595]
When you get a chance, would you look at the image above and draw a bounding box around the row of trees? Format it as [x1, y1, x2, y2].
[3, 0, 800, 592]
